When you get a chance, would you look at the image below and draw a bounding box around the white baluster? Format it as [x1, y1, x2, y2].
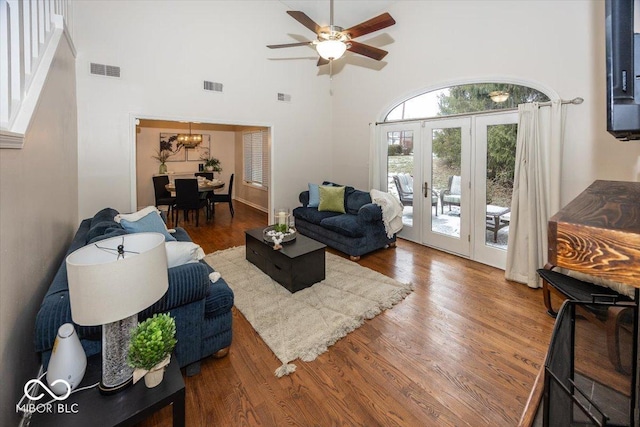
[0, 0, 10, 127]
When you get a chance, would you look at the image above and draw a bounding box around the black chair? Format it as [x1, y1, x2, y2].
[195, 172, 215, 206]
[152, 175, 176, 223]
[174, 179, 209, 227]
[211, 174, 235, 217]
[195, 172, 214, 180]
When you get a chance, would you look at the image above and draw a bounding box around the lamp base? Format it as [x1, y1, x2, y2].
[100, 315, 137, 395]
[98, 376, 133, 395]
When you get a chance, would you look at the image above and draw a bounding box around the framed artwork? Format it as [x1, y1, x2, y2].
[159, 133, 186, 162]
[187, 134, 210, 162]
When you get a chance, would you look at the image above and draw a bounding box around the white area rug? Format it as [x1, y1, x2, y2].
[204, 246, 413, 377]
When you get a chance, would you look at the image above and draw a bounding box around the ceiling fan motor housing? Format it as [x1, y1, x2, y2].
[318, 25, 350, 43]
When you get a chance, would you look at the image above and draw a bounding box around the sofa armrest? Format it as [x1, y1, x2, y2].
[358, 203, 383, 222]
[144, 262, 211, 315]
[299, 191, 310, 207]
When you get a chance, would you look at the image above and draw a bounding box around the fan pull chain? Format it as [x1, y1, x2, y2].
[329, 60, 334, 96]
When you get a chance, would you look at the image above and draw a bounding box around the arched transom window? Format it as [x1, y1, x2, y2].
[385, 83, 550, 122]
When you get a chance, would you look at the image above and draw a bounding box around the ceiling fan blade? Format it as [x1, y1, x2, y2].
[344, 12, 396, 39]
[267, 41, 313, 49]
[317, 57, 330, 67]
[347, 40, 388, 61]
[287, 11, 321, 34]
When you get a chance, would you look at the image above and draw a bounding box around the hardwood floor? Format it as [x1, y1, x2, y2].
[142, 202, 556, 426]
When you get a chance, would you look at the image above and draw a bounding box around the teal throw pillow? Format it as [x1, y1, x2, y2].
[118, 208, 176, 242]
[308, 183, 320, 207]
[318, 185, 346, 213]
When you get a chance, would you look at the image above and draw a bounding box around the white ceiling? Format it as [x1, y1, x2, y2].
[278, 0, 397, 29]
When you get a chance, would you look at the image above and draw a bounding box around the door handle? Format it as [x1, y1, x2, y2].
[424, 182, 429, 198]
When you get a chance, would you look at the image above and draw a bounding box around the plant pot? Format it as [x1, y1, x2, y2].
[159, 163, 168, 174]
[204, 166, 213, 172]
[143, 356, 170, 388]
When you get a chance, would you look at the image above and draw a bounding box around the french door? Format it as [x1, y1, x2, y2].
[381, 111, 517, 269]
[421, 118, 471, 257]
[473, 113, 517, 269]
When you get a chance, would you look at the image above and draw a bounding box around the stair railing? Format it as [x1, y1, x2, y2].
[0, 0, 74, 148]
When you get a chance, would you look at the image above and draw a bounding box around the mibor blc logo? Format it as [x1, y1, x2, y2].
[16, 378, 79, 414]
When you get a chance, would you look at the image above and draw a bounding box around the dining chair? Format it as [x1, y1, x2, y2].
[195, 172, 214, 180]
[152, 175, 176, 223]
[174, 179, 209, 227]
[211, 174, 235, 217]
[195, 172, 215, 205]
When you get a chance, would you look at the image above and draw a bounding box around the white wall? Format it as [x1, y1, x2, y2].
[136, 127, 235, 209]
[0, 38, 78, 427]
[330, 0, 640, 205]
[73, 0, 333, 220]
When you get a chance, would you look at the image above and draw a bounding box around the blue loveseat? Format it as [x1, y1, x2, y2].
[34, 208, 234, 374]
[293, 184, 396, 260]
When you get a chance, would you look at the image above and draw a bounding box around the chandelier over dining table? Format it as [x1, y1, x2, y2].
[177, 122, 202, 148]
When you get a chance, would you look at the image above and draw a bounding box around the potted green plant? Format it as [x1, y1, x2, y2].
[127, 313, 177, 388]
[152, 150, 172, 174]
[200, 151, 222, 172]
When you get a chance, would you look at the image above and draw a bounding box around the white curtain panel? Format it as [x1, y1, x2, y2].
[506, 101, 565, 288]
[369, 123, 382, 190]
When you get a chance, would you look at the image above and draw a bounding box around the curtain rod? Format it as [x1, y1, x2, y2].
[374, 97, 584, 125]
[537, 97, 584, 107]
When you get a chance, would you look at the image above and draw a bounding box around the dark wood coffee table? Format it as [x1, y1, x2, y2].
[245, 227, 326, 292]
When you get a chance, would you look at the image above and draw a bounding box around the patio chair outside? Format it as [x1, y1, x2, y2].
[393, 173, 438, 215]
[393, 174, 414, 206]
[440, 175, 461, 214]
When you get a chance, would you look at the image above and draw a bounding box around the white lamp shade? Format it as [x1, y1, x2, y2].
[66, 232, 169, 326]
[316, 40, 347, 60]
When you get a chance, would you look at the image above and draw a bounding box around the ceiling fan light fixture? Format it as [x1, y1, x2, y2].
[489, 91, 510, 103]
[316, 39, 347, 60]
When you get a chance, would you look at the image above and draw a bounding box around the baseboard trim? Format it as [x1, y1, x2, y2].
[234, 197, 268, 213]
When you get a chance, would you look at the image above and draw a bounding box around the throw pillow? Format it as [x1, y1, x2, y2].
[308, 183, 320, 207]
[114, 206, 176, 242]
[318, 185, 346, 213]
[165, 241, 205, 268]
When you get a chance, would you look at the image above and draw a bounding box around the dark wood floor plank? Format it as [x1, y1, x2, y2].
[136, 202, 556, 426]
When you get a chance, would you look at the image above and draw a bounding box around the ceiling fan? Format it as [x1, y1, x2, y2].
[267, 0, 396, 66]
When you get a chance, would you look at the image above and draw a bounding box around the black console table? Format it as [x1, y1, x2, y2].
[30, 353, 185, 426]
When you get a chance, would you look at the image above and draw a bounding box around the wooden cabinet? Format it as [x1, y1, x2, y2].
[548, 180, 640, 287]
[520, 180, 640, 427]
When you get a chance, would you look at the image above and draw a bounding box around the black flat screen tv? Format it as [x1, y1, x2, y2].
[606, 0, 640, 141]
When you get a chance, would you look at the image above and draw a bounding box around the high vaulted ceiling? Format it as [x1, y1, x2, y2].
[278, 0, 397, 29]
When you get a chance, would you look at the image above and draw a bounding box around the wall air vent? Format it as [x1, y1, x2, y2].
[90, 63, 121, 78]
[105, 65, 121, 78]
[204, 81, 223, 92]
[90, 63, 105, 75]
[277, 93, 291, 102]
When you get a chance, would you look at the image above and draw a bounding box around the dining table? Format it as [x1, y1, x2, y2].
[165, 178, 225, 193]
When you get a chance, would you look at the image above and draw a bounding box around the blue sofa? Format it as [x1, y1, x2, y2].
[293, 184, 396, 260]
[34, 208, 234, 374]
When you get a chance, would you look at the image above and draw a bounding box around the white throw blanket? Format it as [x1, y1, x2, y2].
[370, 189, 404, 238]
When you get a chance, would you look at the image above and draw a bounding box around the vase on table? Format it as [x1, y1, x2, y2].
[159, 163, 168, 174]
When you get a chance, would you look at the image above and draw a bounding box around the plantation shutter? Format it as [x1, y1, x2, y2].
[243, 130, 269, 188]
